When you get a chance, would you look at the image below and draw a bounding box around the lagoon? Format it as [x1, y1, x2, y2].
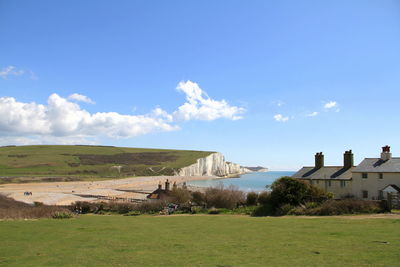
[187, 171, 295, 192]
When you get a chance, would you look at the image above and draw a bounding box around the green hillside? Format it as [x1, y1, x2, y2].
[0, 145, 213, 183]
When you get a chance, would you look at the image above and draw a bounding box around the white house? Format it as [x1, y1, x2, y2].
[293, 146, 400, 200]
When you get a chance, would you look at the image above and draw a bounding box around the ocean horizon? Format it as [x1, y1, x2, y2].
[187, 171, 295, 192]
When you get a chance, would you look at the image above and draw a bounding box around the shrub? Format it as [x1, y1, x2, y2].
[52, 211, 73, 219]
[270, 177, 310, 207]
[304, 202, 319, 209]
[33, 201, 44, 207]
[208, 207, 220, 214]
[276, 203, 295, 216]
[246, 192, 258, 206]
[257, 191, 271, 205]
[135, 200, 166, 214]
[0, 195, 72, 219]
[190, 206, 206, 214]
[124, 211, 141, 216]
[191, 191, 205, 205]
[291, 199, 384, 216]
[252, 204, 274, 216]
[169, 188, 192, 205]
[204, 184, 245, 209]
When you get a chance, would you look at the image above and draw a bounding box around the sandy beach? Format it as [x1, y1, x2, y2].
[0, 175, 216, 206]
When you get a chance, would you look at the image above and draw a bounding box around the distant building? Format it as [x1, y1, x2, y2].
[292, 150, 354, 198]
[352, 146, 400, 200]
[293, 146, 400, 200]
[147, 179, 171, 200]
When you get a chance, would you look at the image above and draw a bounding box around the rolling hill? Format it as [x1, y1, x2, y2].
[0, 145, 213, 183]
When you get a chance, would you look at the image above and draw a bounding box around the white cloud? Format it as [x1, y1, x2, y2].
[0, 66, 24, 79]
[68, 93, 95, 104]
[273, 114, 289, 122]
[0, 94, 178, 140]
[324, 101, 337, 109]
[307, 111, 319, 117]
[173, 80, 245, 121]
[0, 80, 245, 144]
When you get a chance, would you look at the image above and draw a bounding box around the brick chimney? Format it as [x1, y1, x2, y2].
[315, 152, 324, 169]
[343, 150, 354, 169]
[381, 145, 392, 161]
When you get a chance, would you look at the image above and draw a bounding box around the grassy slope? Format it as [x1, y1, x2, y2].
[0, 145, 213, 183]
[1, 215, 399, 266]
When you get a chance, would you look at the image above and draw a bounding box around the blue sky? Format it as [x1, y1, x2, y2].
[1, 0, 400, 170]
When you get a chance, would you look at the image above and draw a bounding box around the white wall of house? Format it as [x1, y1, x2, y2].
[352, 172, 400, 200]
[305, 179, 353, 199]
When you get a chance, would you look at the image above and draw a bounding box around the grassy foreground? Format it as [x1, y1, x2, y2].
[0, 145, 212, 183]
[1, 215, 399, 266]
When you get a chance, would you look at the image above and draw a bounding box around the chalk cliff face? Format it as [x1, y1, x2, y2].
[177, 152, 251, 177]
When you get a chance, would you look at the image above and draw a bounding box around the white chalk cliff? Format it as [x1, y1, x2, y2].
[177, 152, 251, 177]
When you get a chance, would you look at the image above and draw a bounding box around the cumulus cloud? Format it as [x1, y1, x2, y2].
[0, 66, 24, 79]
[324, 101, 337, 109]
[173, 81, 245, 121]
[0, 94, 178, 140]
[307, 111, 319, 117]
[273, 114, 289, 122]
[0, 80, 245, 144]
[68, 93, 95, 104]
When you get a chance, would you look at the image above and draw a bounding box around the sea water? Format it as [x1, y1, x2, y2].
[187, 171, 295, 192]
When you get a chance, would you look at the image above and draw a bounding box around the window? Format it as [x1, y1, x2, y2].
[379, 173, 383, 179]
[328, 180, 331, 187]
[310, 180, 314, 185]
[340, 181, 346, 188]
[362, 190, 368, 198]
[316, 180, 319, 184]
[362, 173, 368, 179]
[378, 190, 384, 200]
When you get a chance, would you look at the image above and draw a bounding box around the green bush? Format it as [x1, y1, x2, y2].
[257, 191, 271, 205]
[276, 204, 295, 216]
[246, 192, 258, 206]
[252, 204, 274, 216]
[208, 207, 220, 214]
[270, 177, 310, 207]
[52, 211, 73, 219]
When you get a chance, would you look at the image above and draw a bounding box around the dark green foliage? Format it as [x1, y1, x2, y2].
[257, 191, 271, 205]
[270, 176, 311, 206]
[246, 192, 258, 206]
[252, 204, 274, 216]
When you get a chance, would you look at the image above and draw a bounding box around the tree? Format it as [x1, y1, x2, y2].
[270, 177, 311, 207]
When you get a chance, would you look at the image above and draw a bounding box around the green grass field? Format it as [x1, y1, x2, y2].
[1, 215, 399, 266]
[0, 145, 213, 183]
